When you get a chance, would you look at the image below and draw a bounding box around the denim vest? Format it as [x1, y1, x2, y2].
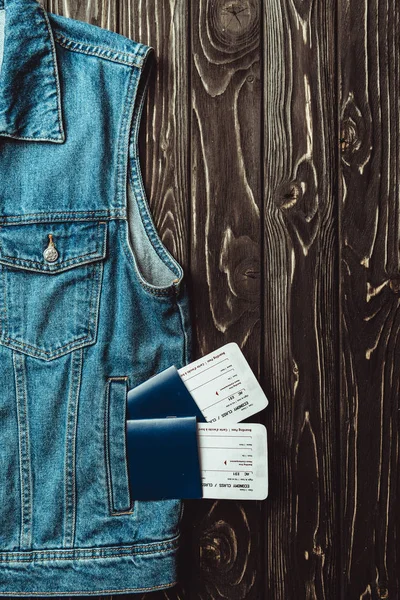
[0, 0, 192, 595]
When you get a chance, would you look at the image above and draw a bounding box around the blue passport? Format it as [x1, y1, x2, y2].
[126, 365, 204, 500]
[126, 416, 202, 500]
[127, 365, 205, 422]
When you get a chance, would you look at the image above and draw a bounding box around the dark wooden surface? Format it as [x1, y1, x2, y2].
[40, 0, 400, 598]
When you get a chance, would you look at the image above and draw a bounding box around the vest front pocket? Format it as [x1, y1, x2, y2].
[104, 377, 133, 515]
[0, 220, 107, 361]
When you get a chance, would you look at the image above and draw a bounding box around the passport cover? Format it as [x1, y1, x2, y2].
[126, 416, 202, 499]
[127, 365, 206, 422]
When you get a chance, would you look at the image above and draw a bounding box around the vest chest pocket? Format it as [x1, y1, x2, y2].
[0, 220, 107, 361]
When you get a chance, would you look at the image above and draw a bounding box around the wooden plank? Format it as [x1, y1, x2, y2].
[45, 0, 118, 32]
[190, 2, 262, 385]
[339, 0, 400, 597]
[189, 0, 263, 598]
[263, 0, 339, 597]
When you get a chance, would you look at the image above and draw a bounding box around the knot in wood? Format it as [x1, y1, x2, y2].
[313, 544, 324, 557]
[209, 0, 259, 48]
[340, 93, 370, 169]
[219, 1, 252, 34]
[233, 257, 259, 300]
[196, 503, 251, 593]
[199, 530, 233, 570]
[275, 181, 302, 210]
[340, 118, 359, 153]
[377, 586, 389, 599]
[202, 541, 222, 564]
[389, 278, 400, 294]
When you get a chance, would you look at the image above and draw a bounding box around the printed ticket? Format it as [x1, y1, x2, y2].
[197, 424, 268, 500]
[178, 342, 268, 424]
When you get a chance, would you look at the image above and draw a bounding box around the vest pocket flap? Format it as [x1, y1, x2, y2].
[0, 220, 107, 360]
[0, 221, 107, 273]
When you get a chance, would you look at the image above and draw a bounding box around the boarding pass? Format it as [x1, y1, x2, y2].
[197, 423, 268, 500]
[178, 342, 268, 424]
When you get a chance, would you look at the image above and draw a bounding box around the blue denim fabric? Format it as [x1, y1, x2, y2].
[0, 0, 192, 595]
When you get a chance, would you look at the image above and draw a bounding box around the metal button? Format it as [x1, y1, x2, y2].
[43, 234, 58, 262]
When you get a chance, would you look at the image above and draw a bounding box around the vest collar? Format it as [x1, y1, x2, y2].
[0, 0, 65, 143]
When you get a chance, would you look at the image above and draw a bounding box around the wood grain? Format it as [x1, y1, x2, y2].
[190, 0, 261, 367]
[263, 0, 339, 598]
[46, 0, 118, 31]
[340, 0, 400, 597]
[189, 0, 263, 597]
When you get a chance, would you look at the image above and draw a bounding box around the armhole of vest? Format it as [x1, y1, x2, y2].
[125, 48, 184, 296]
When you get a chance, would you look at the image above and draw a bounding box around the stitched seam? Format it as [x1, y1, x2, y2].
[3, 539, 178, 555]
[120, 378, 132, 511]
[0, 211, 125, 222]
[84, 229, 106, 354]
[0, 255, 103, 272]
[55, 39, 135, 67]
[12, 352, 32, 549]
[64, 354, 77, 548]
[0, 583, 177, 593]
[86, 259, 102, 352]
[40, 5, 64, 139]
[13, 352, 26, 550]
[0, 215, 125, 226]
[63, 349, 83, 548]
[128, 165, 182, 277]
[54, 32, 146, 64]
[0, 546, 176, 561]
[175, 295, 189, 367]
[0, 222, 107, 270]
[0, 249, 99, 265]
[0, 551, 173, 562]
[104, 380, 113, 513]
[1, 264, 8, 339]
[20, 356, 32, 549]
[0, 337, 97, 361]
[105, 377, 134, 516]
[70, 351, 84, 546]
[116, 378, 133, 513]
[100, 221, 108, 261]
[0, 132, 63, 142]
[3, 335, 90, 355]
[116, 66, 138, 211]
[0, 267, 3, 337]
[0, 536, 179, 559]
[54, 33, 146, 68]
[119, 225, 177, 298]
[1, 211, 117, 217]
